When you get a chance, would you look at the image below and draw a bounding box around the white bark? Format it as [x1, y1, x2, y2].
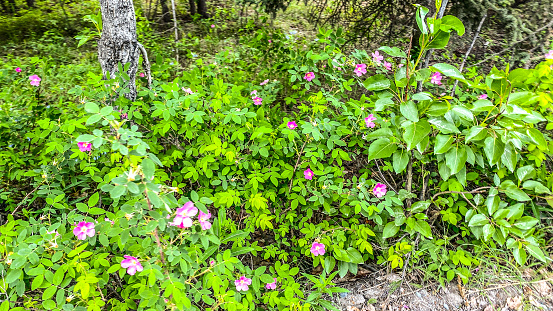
[98, 0, 141, 100]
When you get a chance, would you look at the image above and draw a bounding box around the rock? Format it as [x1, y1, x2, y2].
[506, 296, 522, 310]
[535, 281, 551, 296]
[363, 305, 376, 311]
[337, 293, 365, 310]
[346, 306, 360, 311]
[444, 292, 464, 308]
[484, 305, 494, 311]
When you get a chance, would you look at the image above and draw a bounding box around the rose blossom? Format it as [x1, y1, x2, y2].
[120, 255, 143, 275]
[304, 168, 314, 180]
[73, 222, 95, 240]
[365, 114, 376, 128]
[304, 72, 315, 82]
[373, 183, 387, 198]
[78, 142, 92, 152]
[235, 276, 252, 291]
[287, 121, 298, 130]
[310, 242, 325, 256]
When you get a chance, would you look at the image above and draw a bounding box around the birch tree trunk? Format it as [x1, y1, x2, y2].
[98, 0, 141, 100]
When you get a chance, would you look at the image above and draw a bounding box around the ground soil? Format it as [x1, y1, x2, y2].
[327, 267, 553, 311]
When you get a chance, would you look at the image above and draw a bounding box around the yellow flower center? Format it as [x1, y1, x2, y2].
[81, 227, 87, 232]
[132, 260, 136, 265]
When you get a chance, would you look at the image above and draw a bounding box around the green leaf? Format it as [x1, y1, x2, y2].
[429, 117, 459, 134]
[500, 185, 531, 202]
[525, 244, 547, 263]
[522, 180, 551, 194]
[445, 145, 467, 175]
[365, 128, 393, 140]
[468, 214, 488, 227]
[88, 192, 99, 207]
[416, 6, 430, 34]
[110, 185, 126, 199]
[410, 201, 430, 213]
[400, 101, 419, 122]
[6, 269, 21, 284]
[345, 248, 364, 264]
[527, 128, 546, 146]
[431, 63, 465, 81]
[260, 274, 275, 283]
[382, 222, 399, 239]
[86, 114, 102, 125]
[513, 247, 527, 265]
[403, 120, 431, 151]
[513, 216, 538, 230]
[222, 230, 249, 244]
[484, 136, 505, 165]
[378, 46, 407, 58]
[142, 158, 155, 181]
[434, 134, 454, 154]
[84, 102, 99, 113]
[517, 165, 536, 182]
[414, 220, 432, 238]
[393, 149, 409, 174]
[440, 15, 465, 36]
[465, 126, 487, 143]
[42, 286, 56, 301]
[368, 138, 398, 161]
[363, 74, 391, 91]
[426, 31, 450, 49]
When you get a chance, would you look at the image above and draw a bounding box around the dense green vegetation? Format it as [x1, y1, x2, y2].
[1, 0, 552, 310]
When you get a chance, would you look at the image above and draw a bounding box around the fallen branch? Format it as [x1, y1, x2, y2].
[137, 43, 152, 89]
[467, 18, 553, 69]
[451, 13, 487, 96]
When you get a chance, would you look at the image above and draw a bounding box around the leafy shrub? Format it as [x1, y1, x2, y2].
[1, 5, 552, 310]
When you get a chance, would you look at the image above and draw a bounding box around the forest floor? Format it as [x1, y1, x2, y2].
[325, 266, 553, 311]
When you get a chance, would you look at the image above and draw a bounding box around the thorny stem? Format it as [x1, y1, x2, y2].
[430, 186, 494, 203]
[405, 150, 413, 209]
[143, 189, 166, 265]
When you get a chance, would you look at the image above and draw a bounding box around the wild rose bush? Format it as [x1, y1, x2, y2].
[1, 6, 553, 310]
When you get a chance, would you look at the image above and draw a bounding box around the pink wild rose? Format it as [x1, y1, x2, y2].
[199, 210, 212, 230]
[373, 183, 387, 198]
[545, 50, 553, 60]
[265, 278, 277, 290]
[304, 168, 314, 180]
[29, 75, 41, 86]
[310, 242, 325, 256]
[365, 114, 376, 128]
[182, 87, 194, 95]
[105, 217, 114, 225]
[171, 201, 198, 228]
[78, 142, 92, 152]
[287, 121, 298, 130]
[250, 90, 257, 95]
[384, 62, 392, 71]
[252, 96, 263, 105]
[478, 94, 488, 100]
[268, 40, 272, 43]
[260, 79, 269, 85]
[121, 255, 143, 275]
[430, 72, 442, 85]
[73, 221, 95, 240]
[235, 276, 252, 291]
[372, 51, 384, 64]
[304, 72, 315, 82]
[354, 64, 367, 77]
[16, 67, 22, 73]
[211, 24, 215, 28]
[139, 72, 145, 77]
